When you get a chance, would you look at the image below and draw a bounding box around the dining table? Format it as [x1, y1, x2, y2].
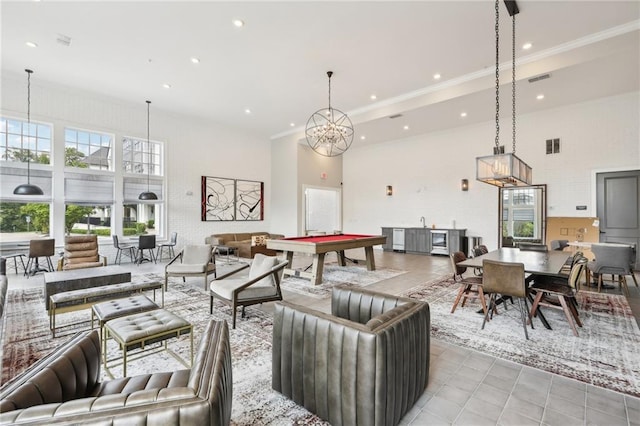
[458, 247, 571, 330]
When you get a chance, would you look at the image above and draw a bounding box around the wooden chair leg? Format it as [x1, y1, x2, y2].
[567, 298, 582, 327]
[478, 287, 488, 318]
[530, 291, 544, 319]
[557, 295, 579, 336]
[451, 284, 466, 314]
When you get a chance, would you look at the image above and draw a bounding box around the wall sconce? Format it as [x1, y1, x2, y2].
[386, 185, 393, 196]
[461, 179, 469, 191]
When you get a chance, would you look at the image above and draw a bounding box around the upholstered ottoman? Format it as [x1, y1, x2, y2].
[104, 308, 193, 377]
[92, 295, 159, 355]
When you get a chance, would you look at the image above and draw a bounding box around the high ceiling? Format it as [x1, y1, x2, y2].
[2, 1, 639, 147]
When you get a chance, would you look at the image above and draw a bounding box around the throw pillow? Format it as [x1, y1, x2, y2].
[249, 253, 277, 286]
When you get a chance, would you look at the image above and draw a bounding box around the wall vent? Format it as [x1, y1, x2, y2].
[528, 73, 551, 83]
[56, 34, 72, 46]
[389, 113, 403, 119]
[546, 138, 560, 154]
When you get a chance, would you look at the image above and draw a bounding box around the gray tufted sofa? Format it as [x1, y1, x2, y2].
[272, 285, 430, 426]
[0, 319, 232, 425]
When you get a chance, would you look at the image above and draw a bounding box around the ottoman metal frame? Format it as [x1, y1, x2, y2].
[103, 308, 193, 378]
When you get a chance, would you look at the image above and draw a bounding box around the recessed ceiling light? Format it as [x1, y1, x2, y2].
[536, 94, 545, 100]
[162, 83, 172, 89]
[244, 108, 251, 114]
[460, 112, 467, 118]
[25, 41, 38, 48]
[289, 122, 295, 127]
[370, 94, 377, 100]
[190, 57, 200, 64]
[360, 135, 366, 140]
[433, 73, 441, 80]
[403, 125, 410, 130]
[233, 19, 245, 28]
[522, 42, 533, 50]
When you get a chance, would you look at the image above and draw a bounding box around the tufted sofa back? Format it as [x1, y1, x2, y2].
[0, 320, 233, 425]
[273, 285, 430, 426]
[0, 330, 101, 412]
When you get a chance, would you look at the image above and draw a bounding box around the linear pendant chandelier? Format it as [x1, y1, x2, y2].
[138, 100, 158, 200]
[476, 0, 532, 187]
[13, 69, 44, 196]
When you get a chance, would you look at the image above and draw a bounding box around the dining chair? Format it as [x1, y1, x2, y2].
[529, 256, 587, 336]
[587, 243, 635, 296]
[550, 240, 569, 251]
[472, 244, 488, 276]
[136, 235, 157, 265]
[112, 235, 135, 265]
[481, 259, 532, 340]
[156, 231, 178, 261]
[25, 238, 55, 278]
[449, 251, 488, 317]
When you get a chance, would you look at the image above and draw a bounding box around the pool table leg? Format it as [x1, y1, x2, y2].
[311, 253, 325, 285]
[365, 246, 376, 271]
[337, 250, 346, 266]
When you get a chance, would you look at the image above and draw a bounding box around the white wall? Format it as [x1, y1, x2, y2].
[342, 91, 640, 250]
[1, 73, 274, 250]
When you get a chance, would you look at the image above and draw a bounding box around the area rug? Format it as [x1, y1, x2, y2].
[403, 275, 640, 397]
[280, 264, 406, 299]
[0, 276, 326, 425]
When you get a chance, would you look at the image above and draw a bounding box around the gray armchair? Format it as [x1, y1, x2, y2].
[587, 243, 636, 296]
[272, 285, 430, 426]
[165, 244, 216, 291]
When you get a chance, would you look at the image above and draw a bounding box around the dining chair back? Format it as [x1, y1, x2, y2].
[112, 235, 135, 265]
[157, 231, 178, 261]
[588, 243, 634, 295]
[481, 259, 531, 339]
[449, 251, 487, 316]
[25, 238, 55, 277]
[530, 256, 587, 336]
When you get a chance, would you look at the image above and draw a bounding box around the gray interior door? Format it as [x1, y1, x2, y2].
[596, 170, 640, 265]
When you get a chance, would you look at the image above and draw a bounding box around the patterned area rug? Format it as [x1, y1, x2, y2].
[280, 264, 406, 299]
[403, 275, 640, 397]
[0, 276, 325, 425]
[2, 273, 639, 425]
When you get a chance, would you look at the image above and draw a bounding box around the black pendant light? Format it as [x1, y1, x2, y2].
[13, 69, 44, 196]
[138, 100, 158, 200]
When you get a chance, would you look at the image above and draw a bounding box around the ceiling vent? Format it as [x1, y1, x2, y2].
[528, 73, 551, 83]
[56, 34, 72, 46]
[389, 113, 403, 119]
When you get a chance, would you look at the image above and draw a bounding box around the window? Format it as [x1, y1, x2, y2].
[64, 204, 111, 237]
[500, 185, 546, 243]
[64, 128, 113, 170]
[122, 137, 162, 176]
[0, 202, 51, 242]
[0, 117, 51, 164]
[123, 204, 156, 236]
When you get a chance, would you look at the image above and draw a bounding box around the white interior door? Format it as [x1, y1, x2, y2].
[304, 186, 341, 235]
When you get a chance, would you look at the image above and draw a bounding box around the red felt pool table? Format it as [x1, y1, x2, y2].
[266, 234, 387, 285]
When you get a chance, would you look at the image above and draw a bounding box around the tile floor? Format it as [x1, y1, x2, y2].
[3, 248, 640, 425]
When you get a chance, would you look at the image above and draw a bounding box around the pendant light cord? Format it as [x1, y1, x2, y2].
[146, 100, 151, 192]
[26, 69, 33, 185]
[494, 0, 500, 151]
[327, 71, 333, 111]
[512, 13, 517, 155]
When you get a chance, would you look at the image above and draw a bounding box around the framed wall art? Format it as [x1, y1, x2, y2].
[235, 179, 264, 221]
[201, 176, 236, 221]
[201, 176, 264, 221]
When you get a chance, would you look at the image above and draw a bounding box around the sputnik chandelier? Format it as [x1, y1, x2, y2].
[305, 71, 354, 157]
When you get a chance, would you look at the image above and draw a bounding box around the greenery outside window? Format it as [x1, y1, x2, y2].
[123, 203, 156, 236]
[65, 204, 111, 237]
[0, 202, 51, 243]
[64, 128, 113, 170]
